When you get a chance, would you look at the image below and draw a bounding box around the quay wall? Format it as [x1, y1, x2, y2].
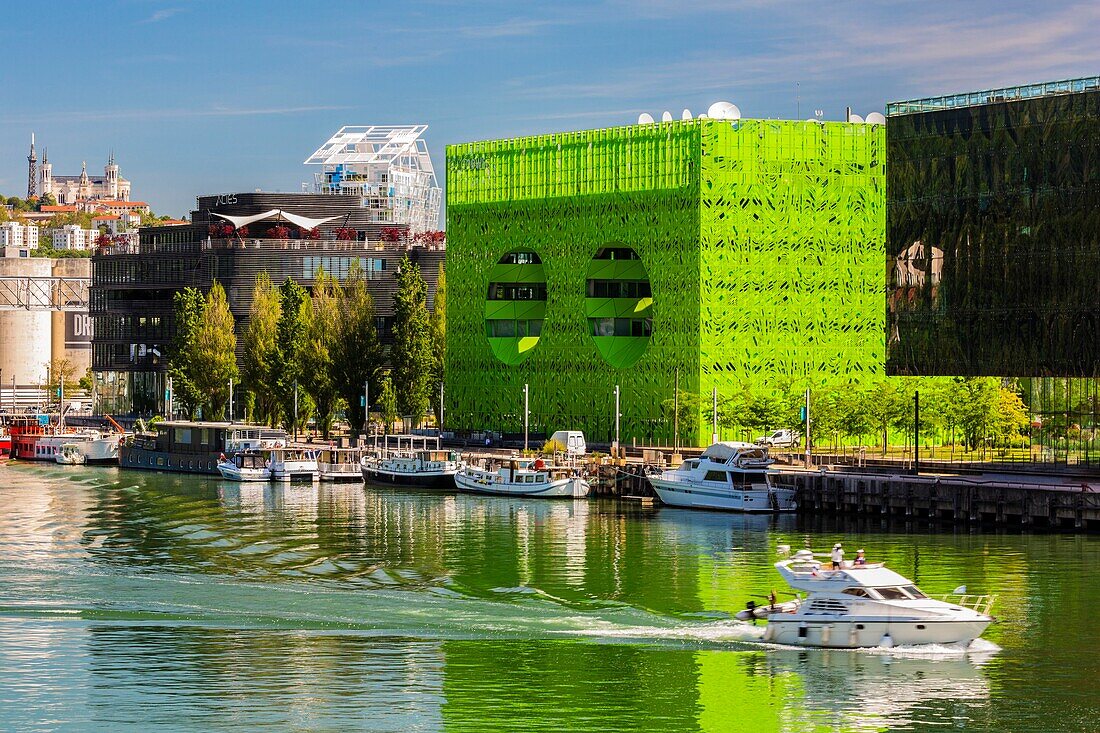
[775, 470, 1100, 530]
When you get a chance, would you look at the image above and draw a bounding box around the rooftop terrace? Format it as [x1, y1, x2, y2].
[887, 75, 1100, 116]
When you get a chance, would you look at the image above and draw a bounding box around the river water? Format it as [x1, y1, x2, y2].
[0, 463, 1096, 732]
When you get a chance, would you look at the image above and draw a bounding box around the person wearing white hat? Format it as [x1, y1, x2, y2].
[854, 548, 867, 566]
[830, 543, 844, 570]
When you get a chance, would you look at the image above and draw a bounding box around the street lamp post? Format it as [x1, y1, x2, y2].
[228, 379, 234, 422]
[294, 380, 299, 442]
[613, 384, 620, 456]
[523, 383, 529, 452]
[673, 366, 680, 452]
[804, 387, 811, 469]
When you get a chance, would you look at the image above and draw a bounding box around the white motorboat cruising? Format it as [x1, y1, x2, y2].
[739, 548, 995, 648]
[455, 458, 590, 499]
[648, 442, 795, 512]
[317, 447, 364, 482]
[217, 451, 271, 482]
[361, 435, 463, 489]
[268, 447, 320, 482]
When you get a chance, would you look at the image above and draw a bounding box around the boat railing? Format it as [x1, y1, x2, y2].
[940, 593, 996, 615]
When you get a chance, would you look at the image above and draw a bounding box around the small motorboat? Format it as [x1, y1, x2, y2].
[217, 451, 271, 482]
[745, 548, 995, 648]
[55, 442, 87, 465]
[648, 442, 796, 513]
[455, 458, 589, 499]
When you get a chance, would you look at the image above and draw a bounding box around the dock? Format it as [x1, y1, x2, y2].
[775, 469, 1100, 530]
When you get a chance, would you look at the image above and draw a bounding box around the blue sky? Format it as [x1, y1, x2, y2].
[1, 0, 1097, 217]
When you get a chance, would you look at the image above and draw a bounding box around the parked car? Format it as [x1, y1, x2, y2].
[755, 429, 800, 448]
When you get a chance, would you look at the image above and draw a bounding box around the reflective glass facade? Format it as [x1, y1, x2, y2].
[887, 84, 1100, 377]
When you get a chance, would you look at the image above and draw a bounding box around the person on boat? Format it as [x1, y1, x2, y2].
[854, 549, 867, 566]
[830, 543, 844, 570]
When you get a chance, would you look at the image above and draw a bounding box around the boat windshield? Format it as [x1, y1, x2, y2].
[901, 585, 928, 599]
[875, 587, 914, 601]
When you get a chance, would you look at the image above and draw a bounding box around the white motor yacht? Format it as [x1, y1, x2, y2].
[455, 458, 590, 499]
[361, 435, 463, 489]
[742, 548, 995, 648]
[81, 432, 126, 464]
[217, 452, 272, 482]
[268, 448, 320, 482]
[648, 442, 796, 512]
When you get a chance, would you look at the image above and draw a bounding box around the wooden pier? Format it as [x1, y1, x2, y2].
[775, 469, 1100, 530]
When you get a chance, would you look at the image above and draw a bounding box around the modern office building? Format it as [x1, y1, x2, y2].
[445, 115, 885, 445]
[886, 76, 1100, 378]
[91, 192, 445, 415]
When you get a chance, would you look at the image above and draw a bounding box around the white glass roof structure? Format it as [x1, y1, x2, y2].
[304, 125, 442, 234]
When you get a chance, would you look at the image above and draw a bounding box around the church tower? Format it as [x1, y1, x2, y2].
[105, 151, 119, 199]
[26, 133, 38, 198]
[40, 148, 53, 198]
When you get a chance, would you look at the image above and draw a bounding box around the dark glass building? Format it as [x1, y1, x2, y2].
[886, 76, 1100, 378]
[91, 192, 444, 415]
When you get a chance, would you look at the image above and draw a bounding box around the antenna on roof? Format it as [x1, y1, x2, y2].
[661, 110, 673, 122]
[682, 108, 692, 120]
[637, 113, 655, 124]
[866, 112, 886, 125]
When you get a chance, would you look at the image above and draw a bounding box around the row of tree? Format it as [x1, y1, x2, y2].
[167, 255, 445, 437]
[663, 376, 1031, 453]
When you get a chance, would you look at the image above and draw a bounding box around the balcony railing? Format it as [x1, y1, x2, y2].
[96, 237, 445, 256]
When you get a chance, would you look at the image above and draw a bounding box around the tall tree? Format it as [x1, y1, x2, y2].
[191, 281, 238, 418]
[242, 272, 281, 426]
[390, 255, 433, 427]
[273, 278, 310, 434]
[168, 287, 205, 419]
[332, 264, 384, 435]
[378, 375, 399, 435]
[429, 263, 447, 425]
[303, 269, 341, 437]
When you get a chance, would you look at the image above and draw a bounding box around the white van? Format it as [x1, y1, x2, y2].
[549, 430, 587, 457]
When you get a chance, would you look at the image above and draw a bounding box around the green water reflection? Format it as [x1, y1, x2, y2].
[0, 463, 1098, 732]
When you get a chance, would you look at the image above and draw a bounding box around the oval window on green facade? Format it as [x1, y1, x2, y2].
[484, 250, 546, 365]
[585, 246, 653, 368]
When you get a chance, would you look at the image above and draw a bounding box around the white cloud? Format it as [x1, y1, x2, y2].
[138, 7, 185, 24]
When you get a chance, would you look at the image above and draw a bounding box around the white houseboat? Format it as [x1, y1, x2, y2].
[455, 458, 589, 499]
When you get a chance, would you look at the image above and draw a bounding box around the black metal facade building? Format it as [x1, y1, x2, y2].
[886, 78, 1100, 378]
[91, 192, 445, 415]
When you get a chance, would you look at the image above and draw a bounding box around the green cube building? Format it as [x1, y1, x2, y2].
[445, 117, 885, 446]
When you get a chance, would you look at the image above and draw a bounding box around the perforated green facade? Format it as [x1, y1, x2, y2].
[446, 119, 885, 445]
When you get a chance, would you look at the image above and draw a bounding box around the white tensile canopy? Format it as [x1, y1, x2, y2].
[210, 209, 343, 231]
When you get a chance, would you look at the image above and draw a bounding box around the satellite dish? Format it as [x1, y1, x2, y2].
[707, 101, 741, 120]
[682, 108, 692, 120]
[848, 113, 864, 124]
[661, 110, 673, 122]
[637, 112, 655, 124]
[697, 113, 708, 119]
[866, 112, 886, 125]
